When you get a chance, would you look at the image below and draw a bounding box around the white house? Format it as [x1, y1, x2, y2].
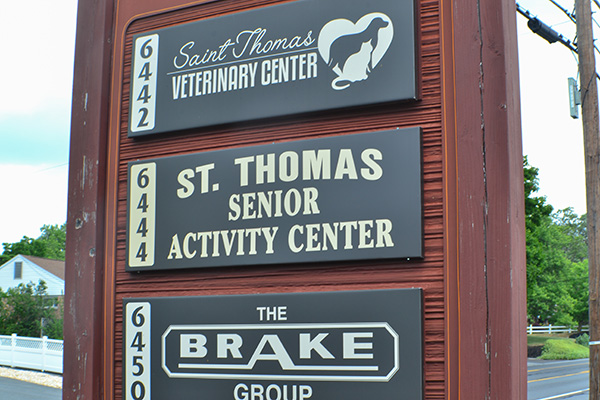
[0, 255, 65, 296]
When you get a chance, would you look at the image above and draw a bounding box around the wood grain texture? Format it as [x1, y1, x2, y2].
[112, 1, 445, 399]
[448, 0, 527, 398]
[64, 0, 115, 399]
[63, 0, 525, 398]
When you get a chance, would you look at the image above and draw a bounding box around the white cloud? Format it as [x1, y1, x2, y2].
[517, 4, 587, 216]
[0, 0, 77, 118]
[0, 164, 68, 245]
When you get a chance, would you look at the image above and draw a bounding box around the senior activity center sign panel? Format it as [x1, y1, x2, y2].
[126, 128, 422, 271]
[128, 0, 417, 136]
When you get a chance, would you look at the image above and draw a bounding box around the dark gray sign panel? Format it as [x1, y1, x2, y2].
[128, 0, 416, 136]
[126, 128, 422, 271]
[123, 289, 424, 400]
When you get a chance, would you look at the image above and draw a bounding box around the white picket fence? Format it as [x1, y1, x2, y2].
[527, 324, 589, 335]
[0, 334, 63, 374]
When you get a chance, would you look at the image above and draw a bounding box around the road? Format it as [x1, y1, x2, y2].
[528, 359, 589, 399]
[0, 360, 588, 399]
[0, 376, 61, 400]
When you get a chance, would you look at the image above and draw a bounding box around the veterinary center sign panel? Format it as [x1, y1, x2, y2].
[129, 0, 416, 136]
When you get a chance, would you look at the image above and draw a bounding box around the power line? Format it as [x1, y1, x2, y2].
[517, 3, 600, 79]
[517, 2, 578, 52]
[34, 163, 69, 174]
[548, 0, 576, 23]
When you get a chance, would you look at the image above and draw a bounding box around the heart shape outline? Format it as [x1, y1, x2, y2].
[318, 13, 394, 90]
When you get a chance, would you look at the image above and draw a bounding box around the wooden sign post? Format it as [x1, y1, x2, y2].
[65, 0, 526, 398]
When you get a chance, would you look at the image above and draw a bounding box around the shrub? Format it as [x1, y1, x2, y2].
[576, 333, 590, 347]
[540, 339, 589, 360]
[0, 280, 63, 339]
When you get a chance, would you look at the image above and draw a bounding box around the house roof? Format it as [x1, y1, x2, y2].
[21, 255, 65, 281]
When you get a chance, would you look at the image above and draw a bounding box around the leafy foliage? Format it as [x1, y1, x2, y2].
[0, 223, 66, 264]
[0, 280, 63, 339]
[524, 157, 589, 326]
[575, 333, 590, 347]
[0, 223, 66, 340]
[540, 339, 589, 360]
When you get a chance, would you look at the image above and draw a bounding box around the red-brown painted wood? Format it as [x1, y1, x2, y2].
[448, 0, 527, 398]
[64, 0, 115, 399]
[108, 2, 445, 399]
[64, 0, 526, 399]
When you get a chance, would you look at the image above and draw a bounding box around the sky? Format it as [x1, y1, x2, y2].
[0, 1, 76, 245]
[517, 0, 588, 216]
[0, 0, 592, 247]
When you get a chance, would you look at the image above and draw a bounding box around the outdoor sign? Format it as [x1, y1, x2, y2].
[128, 0, 417, 136]
[123, 289, 424, 400]
[126, 128, 423, 271]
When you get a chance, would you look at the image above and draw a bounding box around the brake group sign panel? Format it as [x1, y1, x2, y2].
[123, 289, 423, 400]
[126, 128, 422, 271]
[128, 0, 416, 136]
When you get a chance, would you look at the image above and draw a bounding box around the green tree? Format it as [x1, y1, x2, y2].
[0, 280, 63, 339]
[569, 259, 589, 328]
[0, 223, 66, 264]
[37, 224, 66, 260]
[524, 157, 553, 227]
[524, 157, 589, 326]
[553, 208, 588, 263]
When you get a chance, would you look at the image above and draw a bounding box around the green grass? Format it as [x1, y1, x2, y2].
[527, 334, 559, 346]
[540, 339, 589, 360]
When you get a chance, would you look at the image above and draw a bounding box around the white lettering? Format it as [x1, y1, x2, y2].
[167, 234, 183, 259]
[217, 334, 243, 358]
[234, 384, 313, 400]
[256, 154, 276, 184]
[262, 227, 278, 254]
[302, 150, 331, 180]
[195, 163, 215, 193]
[257, 306, 288, 321]
[233, 147, 382, 186]
[361, 149, 383, 180]
[229, 194, 241, 221]
[376, 219, 394, 248]
[299, 333, 334, 359]
[289, 225, 304, 253]
[335, 149, 358, 180]
[235, 156, 255, 187]
[279, 152, 299, 182]
[249, 335, 294, 369]
[229, 188, 320, 221]
[300, 385, 312, 400]
[180, 334, 208, 358]
[343, 332, 374, 359]
[286, 219, 394, 253]
[167, 227, 279, 259]
[177, 168, 195, 199]
[183, 232, 197, 258]
[234, 383, 249, 400]
[358, 220, 374, 249]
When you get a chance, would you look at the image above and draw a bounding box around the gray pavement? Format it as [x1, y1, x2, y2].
[0, 359, 590, 399]
[528, 358, 589, 399]
[0, 376, 61, 400]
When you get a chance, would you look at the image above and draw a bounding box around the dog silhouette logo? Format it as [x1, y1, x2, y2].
[318, 13, 394, 90]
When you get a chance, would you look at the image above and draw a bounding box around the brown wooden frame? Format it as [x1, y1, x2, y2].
[65, 0, 526, 398]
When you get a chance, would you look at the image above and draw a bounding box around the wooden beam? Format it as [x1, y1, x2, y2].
[64, 0, 115, 398]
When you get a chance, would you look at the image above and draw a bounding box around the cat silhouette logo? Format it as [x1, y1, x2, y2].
[318, 13, 394, 90]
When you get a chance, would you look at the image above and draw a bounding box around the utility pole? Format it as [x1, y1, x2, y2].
[575, 0, 600, 398]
